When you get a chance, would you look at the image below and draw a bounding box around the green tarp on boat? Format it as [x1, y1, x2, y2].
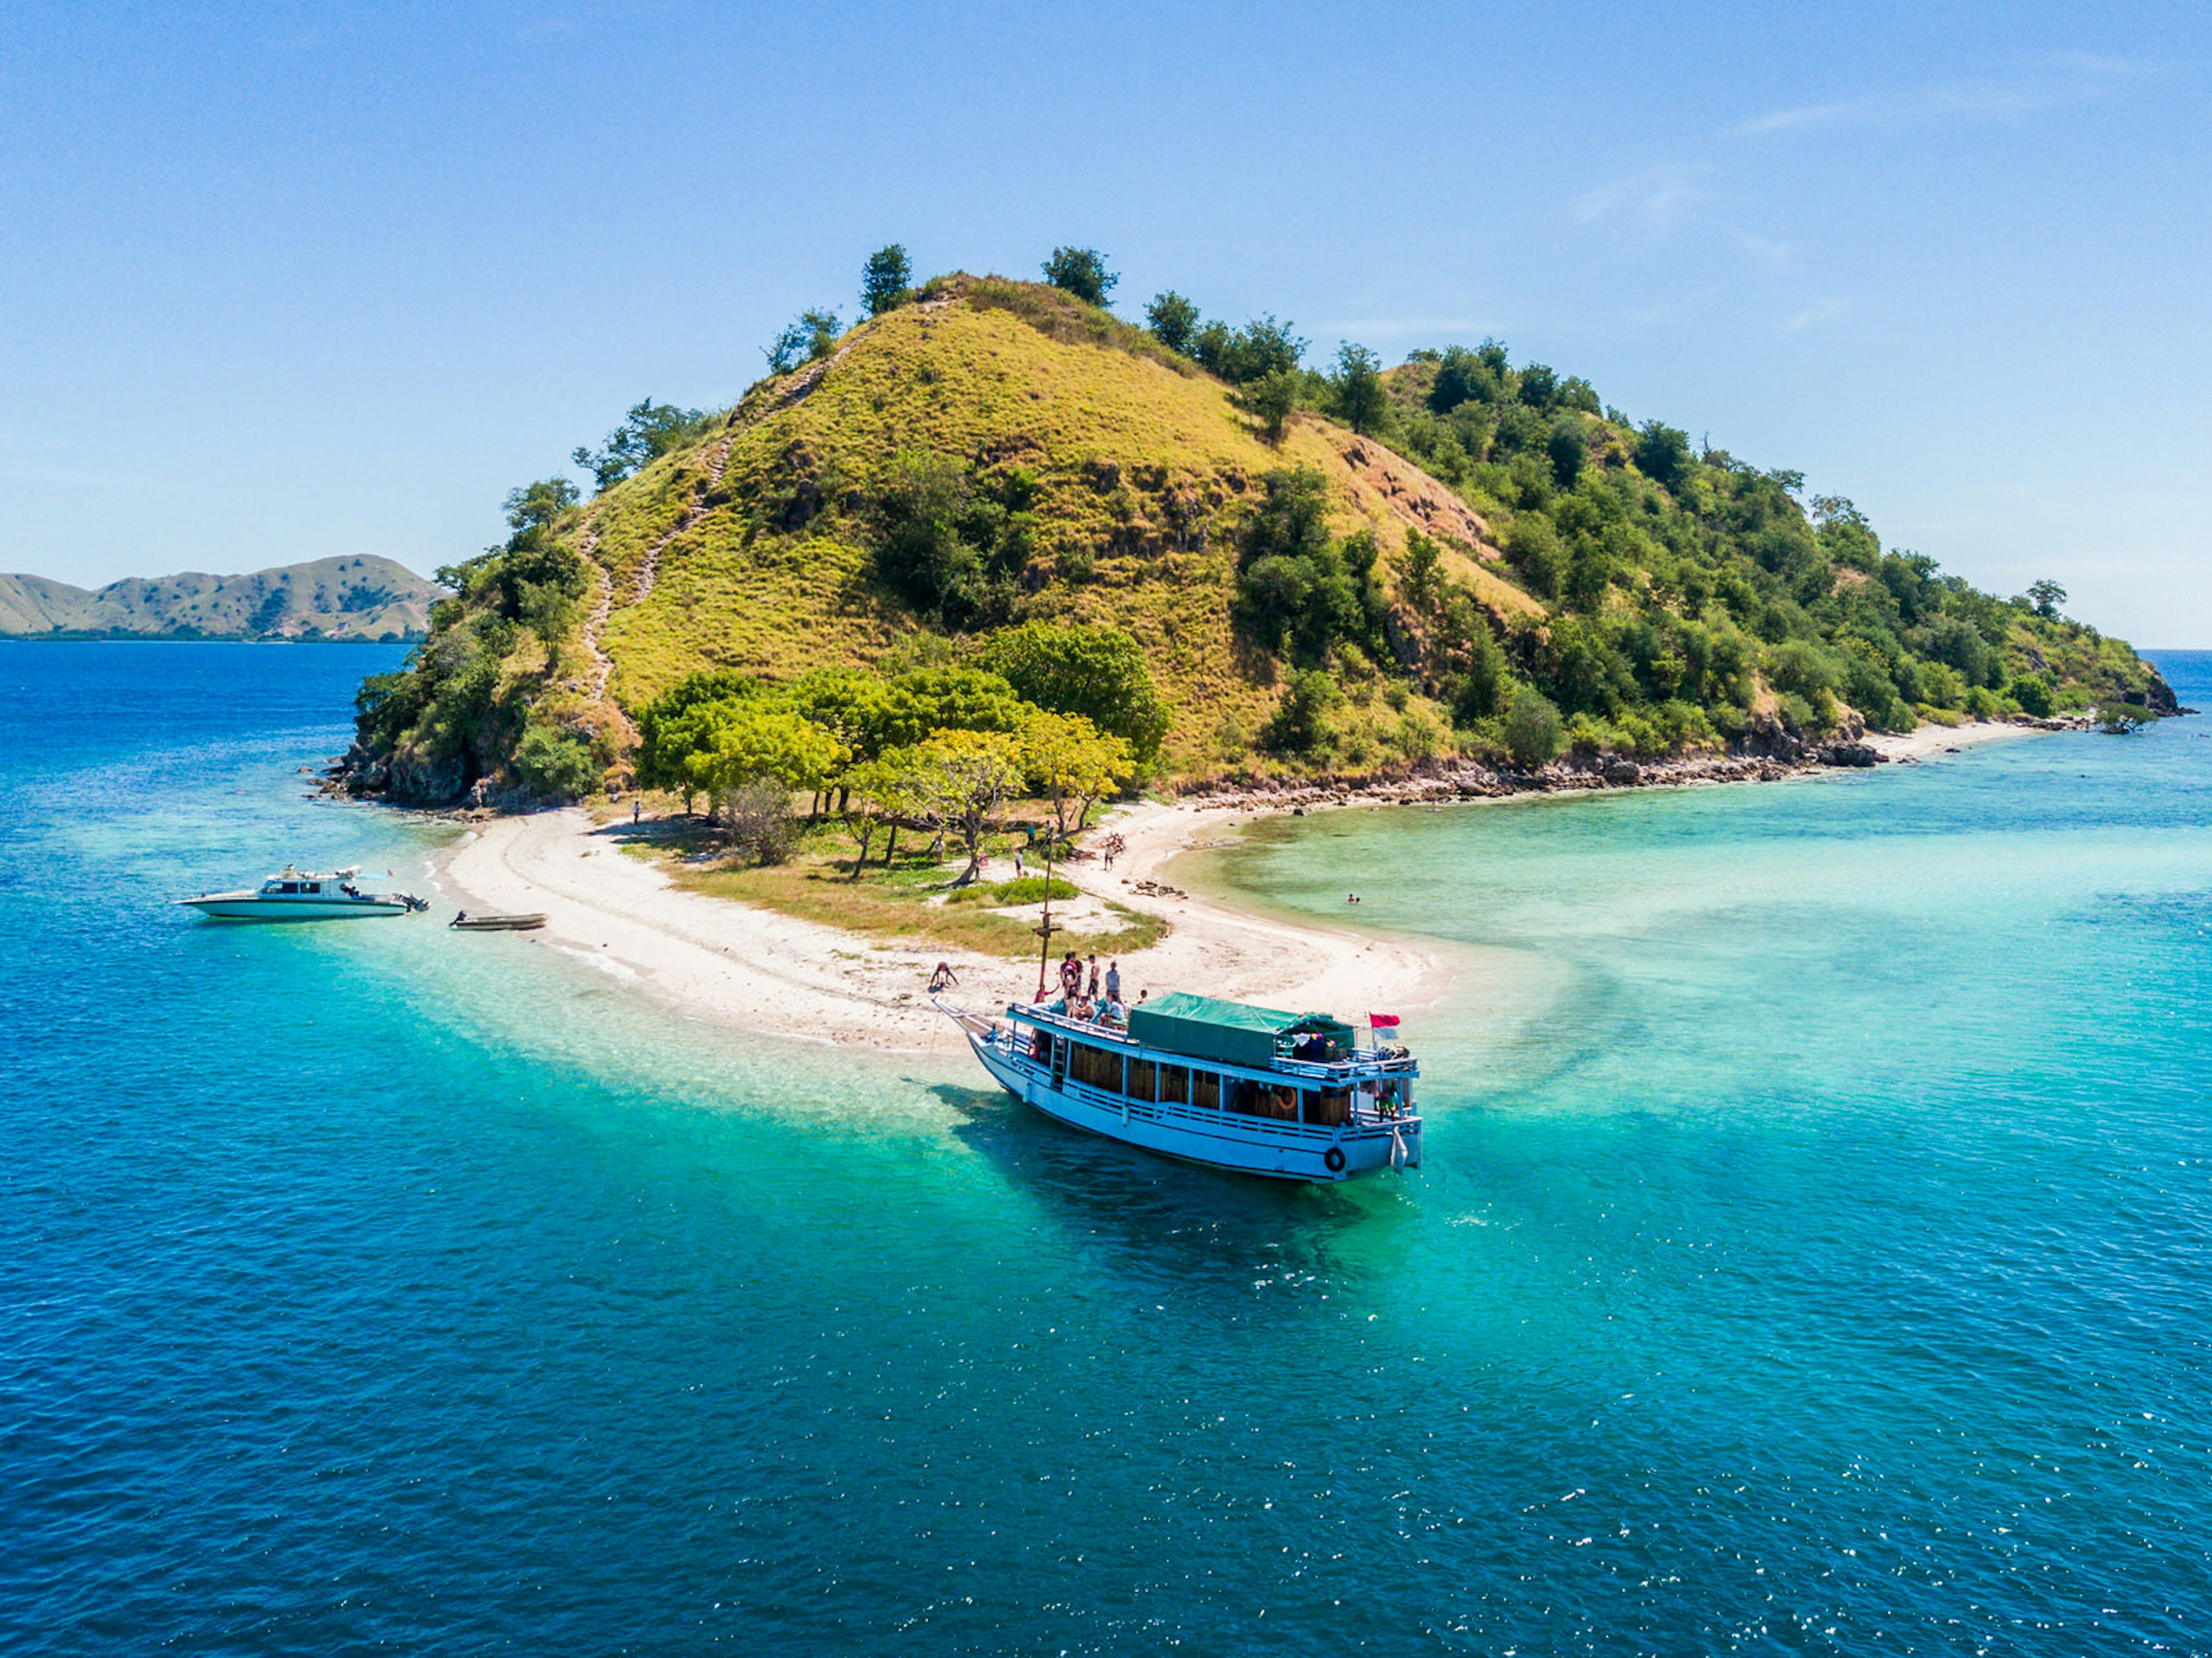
[1126, 991, 1353, 1068]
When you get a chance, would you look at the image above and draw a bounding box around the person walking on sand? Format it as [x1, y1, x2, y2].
[929, 960, 958, 994]
[1014, 849, 1025, 878]
[632, 799, 641, 825]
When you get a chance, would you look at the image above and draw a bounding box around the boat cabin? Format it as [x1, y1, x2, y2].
[1005, 990, 1414, 1131]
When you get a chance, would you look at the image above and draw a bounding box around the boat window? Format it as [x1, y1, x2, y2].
[279, 882, 299, 894]
[1158, 1064, 1189, 1106]
[304, 883, 321, 894]
[1192, 1070, 1220, 1111]
[1128, 1058, 1157, 1103]
[1229, 1081, 1298, 1121]
[1069, 1043, 1123, 1094]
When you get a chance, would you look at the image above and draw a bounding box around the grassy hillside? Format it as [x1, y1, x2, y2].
[347, 272, 2172, 804]
[0, 556, 434, 641]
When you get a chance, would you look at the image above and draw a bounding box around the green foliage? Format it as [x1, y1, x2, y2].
[944, 875, 1079, 906]
[971, 620, 1170, 763]
[1501, 686, 1564, 768]
[1234, 369, 1302, 444]
[1546, 422, 1586, 489]
[861, 245, 913, 317]
[512, 722, 603, 797]
[1191, 315, 1305, 384]
[2027, 578, 2067, 620]
[2012, 674, 2056, 717]
[1263, 668, 1342, 754]
[572, 402, 713, 494]
[1041, 247, 1117, 306]
[2094, 698, 2155, 732]
[1503, 517, 1563, 600]
[1328, 343, 1389, 436]
[765, 309, 842, 374]
[1231, 468, 1388, 665]
[1634, 421, 1693, 489]
[1144, 290, 1200, 354]
[868, 451, 1033, 630]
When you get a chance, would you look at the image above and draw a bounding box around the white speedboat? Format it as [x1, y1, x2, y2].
[941, 990, 1421, 1182]
[176, 867, 427, 921]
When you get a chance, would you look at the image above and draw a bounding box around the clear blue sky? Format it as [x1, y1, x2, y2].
[5, 2, 2207, 642]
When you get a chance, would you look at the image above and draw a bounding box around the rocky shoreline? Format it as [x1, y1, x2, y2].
[1162, 715, 2100, 815]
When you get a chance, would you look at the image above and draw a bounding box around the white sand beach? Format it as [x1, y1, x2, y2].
[432, 802, 1450, 1055]
[1859, 718, 2044, 763]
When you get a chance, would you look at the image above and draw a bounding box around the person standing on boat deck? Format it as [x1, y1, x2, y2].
[1104, 961, 1121, 1004]
[1085, 955, 1100, 998]
[1059, 952, 1083, 1002]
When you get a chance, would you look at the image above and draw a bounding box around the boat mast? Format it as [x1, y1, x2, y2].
[1035, 821, 1055, 1000]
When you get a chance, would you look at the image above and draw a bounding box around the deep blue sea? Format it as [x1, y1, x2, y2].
[6, 643, 2212, 1655]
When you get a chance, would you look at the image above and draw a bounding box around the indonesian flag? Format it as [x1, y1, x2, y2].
[1370, 1013, 1401, 1029]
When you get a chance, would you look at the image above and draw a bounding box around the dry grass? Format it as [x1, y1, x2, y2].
[566, 279, 1525, 769]
[625, 819, 1166, 959]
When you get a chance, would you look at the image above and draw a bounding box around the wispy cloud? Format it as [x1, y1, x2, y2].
[1780, 296, 1852, 334]
[1576, 165, 1707, 229]
[1730, 55, 2151, 138]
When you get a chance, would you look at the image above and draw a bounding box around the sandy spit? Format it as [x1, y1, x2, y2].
[431, 805, 1449, 1055]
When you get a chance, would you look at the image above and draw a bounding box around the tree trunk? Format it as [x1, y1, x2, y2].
[883, 823, 898, 866]
[848, 817, 876, 879]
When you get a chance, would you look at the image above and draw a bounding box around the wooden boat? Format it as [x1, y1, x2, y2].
[449, 911, 547, 932]
[939, 990, 1421, 1182]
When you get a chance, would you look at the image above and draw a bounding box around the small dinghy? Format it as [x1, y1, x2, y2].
[449, 911, 546, 932]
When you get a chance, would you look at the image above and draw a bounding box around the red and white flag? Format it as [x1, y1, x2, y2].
[1369, 1012, 1400, 1029]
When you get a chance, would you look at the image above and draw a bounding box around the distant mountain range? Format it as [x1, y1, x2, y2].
[0, 556, 439, 641]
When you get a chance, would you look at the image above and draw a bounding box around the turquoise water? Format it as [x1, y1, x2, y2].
[6, 643, 2211, 1653]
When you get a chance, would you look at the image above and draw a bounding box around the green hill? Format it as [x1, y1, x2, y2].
[344, 269, 2173, 805]
[0, 556, 435, 641]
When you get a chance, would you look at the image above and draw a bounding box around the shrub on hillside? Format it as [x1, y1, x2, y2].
[2011, 675, 2056, 717]
[1501, 686, 1564, 769]
[513, 723, 602, 798]
[1264, 669, 1343, 755]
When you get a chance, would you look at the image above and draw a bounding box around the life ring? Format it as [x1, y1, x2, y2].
[1323, 1146, 1346, 1173]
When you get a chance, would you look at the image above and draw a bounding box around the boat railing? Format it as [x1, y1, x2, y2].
[999, 1001, 1416, 1078]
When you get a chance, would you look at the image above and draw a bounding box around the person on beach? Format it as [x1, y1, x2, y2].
[633, 799, 641, 824]
[928, 961, 958, 994]
[1104, 961, 1121, 1004]
[1014, 849, 1025, 877]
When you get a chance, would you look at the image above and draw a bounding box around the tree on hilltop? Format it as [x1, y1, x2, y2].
[861, 245, 913, 316]
[1042, 247, 1118, 306]
[2027, 578, 2067, 620]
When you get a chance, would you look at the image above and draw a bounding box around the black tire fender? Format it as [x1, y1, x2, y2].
[1323, 1145, 1346, 1174]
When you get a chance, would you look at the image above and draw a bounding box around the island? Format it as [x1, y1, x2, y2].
[329, 246, 2182, 1047]
[0, 555, 438, 642]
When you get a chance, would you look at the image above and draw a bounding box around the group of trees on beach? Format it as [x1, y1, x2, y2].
[632, 620, 1158, 872]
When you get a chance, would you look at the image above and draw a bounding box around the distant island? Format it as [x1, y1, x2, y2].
[329, 245, 2177, 808]
[0, 555, 438, 642]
